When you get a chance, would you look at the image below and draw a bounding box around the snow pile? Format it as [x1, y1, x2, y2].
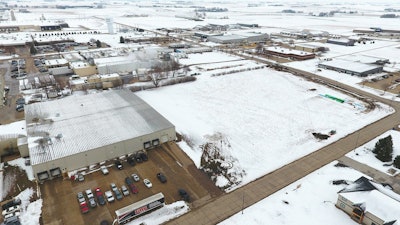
[127, 201, 189, 225]
[16, 188, 42, 225]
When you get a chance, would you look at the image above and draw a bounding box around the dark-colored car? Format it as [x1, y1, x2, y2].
[157, 172, 167, 183]
[127, 156, 136, 166]
[140, 152, 148, 161]
[125, 177, 139, 194]
[135, 154, 143, 163]
[125, 177, 133, 185]
[178, 189, 190, 202]
[2, 199, 21, 210]
[115, 160, 123, 170]
[95, 188, 106, 206]
[114, 189, 123, 200]
[16, 98, 25, 105]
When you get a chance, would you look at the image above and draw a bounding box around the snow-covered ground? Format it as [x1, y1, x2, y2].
[218, 161, 366, 225]
[136, 52, 391, 191]
[347, 130, 400, 176]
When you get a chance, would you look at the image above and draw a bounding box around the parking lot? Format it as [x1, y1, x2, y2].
[40, 142, 222, 225]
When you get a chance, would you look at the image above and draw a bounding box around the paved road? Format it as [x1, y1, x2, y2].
[166, 64, 400, 224]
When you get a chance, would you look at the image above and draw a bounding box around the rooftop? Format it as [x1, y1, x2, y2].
[25, 90, 174, 166]
[318, 59, 382, 73]
[265, 46, 314, 56]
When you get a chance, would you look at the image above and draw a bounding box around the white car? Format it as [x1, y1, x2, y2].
[100, 166, 109, 175]
[2, 205, 20, 216]
[121, 185, 129, 196]
[132, 173, 140, 182]
[143, 179, 152, 188]
[4, 211, 20, 220]
[111, 183, 118, 192]
[85, 189, 94, 199]
[105, 191, 115, 203]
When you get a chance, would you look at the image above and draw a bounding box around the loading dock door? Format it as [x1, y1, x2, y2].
[50, 168, 61, 178]
[37, 171, 50, 181]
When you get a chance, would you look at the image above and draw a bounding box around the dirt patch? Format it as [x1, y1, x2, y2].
[2, 165, 36, 201]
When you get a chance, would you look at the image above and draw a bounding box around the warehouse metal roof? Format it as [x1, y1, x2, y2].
[25, 90, 174, 166]
[318, 59, 382, 74]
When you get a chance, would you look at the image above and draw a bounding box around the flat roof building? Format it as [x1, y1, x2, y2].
[264, 46, 315, 60]
[23, 90, 176, 181]
[336, 176, 400, 225]
[318, 59, 383, 77]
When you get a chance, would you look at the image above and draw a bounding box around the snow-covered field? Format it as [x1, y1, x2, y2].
[218, 161, 365, 225]
[137, 52, 391, 190]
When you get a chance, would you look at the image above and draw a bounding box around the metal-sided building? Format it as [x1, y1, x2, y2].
[318, 59, 383, 77]
[22, 90, 176, 181]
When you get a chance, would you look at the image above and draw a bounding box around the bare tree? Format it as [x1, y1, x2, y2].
[147, 65, 163, 87]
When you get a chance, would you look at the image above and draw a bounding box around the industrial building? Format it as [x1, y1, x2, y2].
[318, 59, 383, 76]
[294, 43, 329, 53]
[336, 176, 400, 225]
[20, 90, 176, 181]
[327, 38, 355, 46]
[207, 32, 269, 44]
[264, 46, 315, 60]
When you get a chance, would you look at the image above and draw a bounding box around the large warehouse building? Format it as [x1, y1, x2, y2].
[21, 90, 176, 181]
[318, 59, 383, 77]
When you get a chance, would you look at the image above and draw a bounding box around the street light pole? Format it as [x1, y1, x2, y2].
[241, 191, 245, 214]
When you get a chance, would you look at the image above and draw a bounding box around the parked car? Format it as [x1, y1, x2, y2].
[95, 188, 106, 206]
[16, 98, 25, 105]
[115, 160, 123, 170]
[2, 198, 21, 210]
[143, 179, 152, 188]
[100, 165, 109, 175]
[135, 153, 143, 163]
[138, 152, 149, 162]
[125, 177, 133, 185]
[131, 173, 140, 182]
[88, 197, 97, 208]
[4, 211, 20, 220]
[157, 173, 167, 183]
[140, 152, 148, 161]
[2, 205, 20, 216]
[111, 183, 118, 192]
[178, 189, 190, 202]
[121, 185, 129, 196]
[15, 104, 24, 112]
[85, 189, 94, 199]
[127, 156, 136, 166]
[105, 191, 115, 203]
[78, 173, 84, 182]
[114, 189, 123, 200]
[80, 202, 89, 214]
[77, 192, 85, 203]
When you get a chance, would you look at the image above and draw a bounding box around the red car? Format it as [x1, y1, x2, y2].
[95, 188, 106, 206]
[128, 183, 139, 194]
[80, 202, 89, 214]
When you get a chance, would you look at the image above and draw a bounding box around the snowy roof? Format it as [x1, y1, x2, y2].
[44, 59, 68, 67]
[318, 59, 382, 73]
[69, 61, 92, 69]
[94, 56, 133, 65]
[338, 54, 388, 64]
[340, 190, 400, 223]
[0, 120, 26, 141]
[265, 46, 314, 56]
[339, 176, 400, 223]
[25, 90, 174, 166]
